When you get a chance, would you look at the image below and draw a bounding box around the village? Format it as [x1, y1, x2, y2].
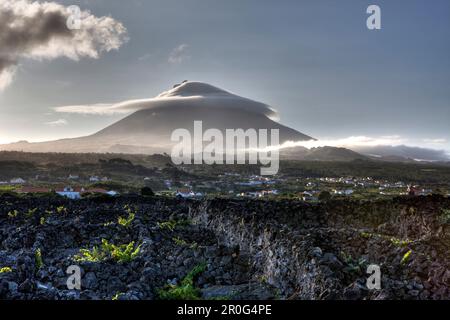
[0, 170, 443, 201]
[0, 175, 119, 199]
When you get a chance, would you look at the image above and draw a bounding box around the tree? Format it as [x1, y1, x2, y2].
[318, 191, 332, 202]
[141, 187, 154, 196]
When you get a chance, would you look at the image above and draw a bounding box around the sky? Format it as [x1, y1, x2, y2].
[0, 0, 449, 153]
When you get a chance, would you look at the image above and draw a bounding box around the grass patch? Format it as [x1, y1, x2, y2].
[157, 220, 177, 231]
[172, 237, 198, 249]
[341, 251, 367, 273]
[389, 237, 412, 247]
[439, 209, 450, 224]
[0, 186, 16, 192]
[359, 231, 412, 247]
[157, 219, 192, 232]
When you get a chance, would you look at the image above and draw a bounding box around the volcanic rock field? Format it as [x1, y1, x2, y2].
[0, 194, 449, 300]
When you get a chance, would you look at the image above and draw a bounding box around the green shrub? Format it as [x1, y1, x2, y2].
[318, 191, 332, 202]
[102, 239, 142, 263]
[26, 208, 37, 218]
[74, 239, 141, 264]
[141, 187, 154, 196]
[401, 250, 412, 265]
[35, 248, 43, 269]
[7, 210, 18, 218]
[158, 263, 207, 300]
[118, 211, 135, 228]
[74, 245, 107, 263]
[56, 206, 66, 214]
[360, 231, 373, 239]
[172, 237, 188, 246]
[112, 292, 124, 300]
[0, 267, 12, 273]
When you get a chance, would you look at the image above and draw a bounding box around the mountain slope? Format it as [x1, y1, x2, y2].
[0, 81, 313, 153]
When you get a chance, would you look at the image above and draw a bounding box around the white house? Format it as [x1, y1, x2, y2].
[164, 180, 172, 189]
[237, 190, 278, 198]
[301, 192, 319, 202]
[89, 176, 100, 182]
[175, 189, 203, 198]
[334, 189, 354, 196]
[419, 189, 433, 196]
[56, 186, 84, 200]
[10, 178, 26, 184]
[235, 181, 263, 186]
[176, 189, 196, 198]
[224, 172, 240, 177]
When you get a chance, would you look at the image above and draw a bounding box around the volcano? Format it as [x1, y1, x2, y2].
[0, 81, 314, 154]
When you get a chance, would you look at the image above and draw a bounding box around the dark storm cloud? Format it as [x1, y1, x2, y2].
[0, 0, 128, 90]
[0, 57, 16, 70]
[0, 6, 70, 55]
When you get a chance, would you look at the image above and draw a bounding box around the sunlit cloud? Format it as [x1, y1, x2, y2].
[277, 135, 407, 150]
[0, 0, 128, 90]
[54, 103, 130, 115]
[45, 118, 68, 126]
[422, 138, 447, 145]
[255, 135, 449, 161]
[0, 64, 15, 90]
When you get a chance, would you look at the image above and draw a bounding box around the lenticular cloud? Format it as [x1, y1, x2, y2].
[0, 0, 128, 90]
[55, 81, 280, 121]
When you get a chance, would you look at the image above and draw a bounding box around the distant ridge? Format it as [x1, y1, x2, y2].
[280, 146, 368, 161]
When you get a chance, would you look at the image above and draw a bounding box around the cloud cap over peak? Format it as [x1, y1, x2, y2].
[55, 81, 280, 120]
